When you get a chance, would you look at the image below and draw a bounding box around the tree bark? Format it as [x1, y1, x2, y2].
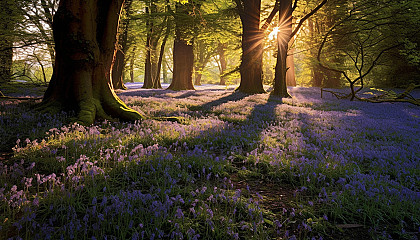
[236, 0, 265, 94]
[129, 46, 136, 83]
[39, 0, 143, 125]
[218, 42, 227, 85]
[194, 70, 202, 86]
[0, 0, 14, 83]
[194, 39, 215, 86]
[162, 56, 168, 83]
[112, 48, 127, 90]
[143, 5, 154, 88]
[112, 0, 133, 90]
[286, 45, 296, 87]
[168, 3, 195, 91]
[272, 0, 292, 97]
[169, 37, 194, 90]
[142, 2, 163, 89]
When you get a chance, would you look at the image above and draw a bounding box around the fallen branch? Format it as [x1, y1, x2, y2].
[357, 97, 420, 106]
[321, 84, 420, 106]
[320, 88, 351, 99]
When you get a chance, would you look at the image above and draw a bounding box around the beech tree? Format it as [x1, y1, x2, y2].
[272, 0, 292, 97]
[168, 1, 196, 90]
[0, 0, 19, 83]
[216, 42, 228, 85]
[39, 0, 143, 125]
[234, 0, 265, 94]
[272, 0, 327, 97]
[112, 0, 133, 90]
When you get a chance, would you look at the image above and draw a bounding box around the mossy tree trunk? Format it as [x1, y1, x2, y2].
[236, 0, 265, 94]
[40, 0, 143, 125]
[272, 0, 292, 97]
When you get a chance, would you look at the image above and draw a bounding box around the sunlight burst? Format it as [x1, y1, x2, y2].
[268, 27, 279, 41]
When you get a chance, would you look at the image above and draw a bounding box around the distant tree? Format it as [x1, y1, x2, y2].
[272, 0, 327, 97]
[112, 0, 133, 90]
[192, 0, 240, 86]
[234, 0, 265, 94]
[216, 42, 228, 85]
[194, 38, 216, 85]
[39, 0, 143, 125]
[22, 0, 57, 67]
[142, 0, 170, 89]
[168, 1, 197, 90]
[0, 0, 20, 83]
[317, 0, 417, 100]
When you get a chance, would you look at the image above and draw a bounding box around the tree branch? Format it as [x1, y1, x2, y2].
[260, 0, 280, 31]
[292, 0, 298, 11]
[291, 0, 327, 39]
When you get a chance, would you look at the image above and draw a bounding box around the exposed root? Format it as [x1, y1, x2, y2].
[102, 92, 145, 123]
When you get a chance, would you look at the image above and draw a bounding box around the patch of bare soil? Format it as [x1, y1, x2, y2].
[230, 174, 373, 240]
[231, 174, 295, 213]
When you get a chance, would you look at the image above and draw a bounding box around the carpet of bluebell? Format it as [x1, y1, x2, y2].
[0, 84, 419, 239]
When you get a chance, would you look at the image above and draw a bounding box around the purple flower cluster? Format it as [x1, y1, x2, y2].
[1, 85, 419, 239]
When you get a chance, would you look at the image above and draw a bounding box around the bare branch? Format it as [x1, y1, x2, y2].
[292, 0, 298, 11]
[291, 0, 327, 39]
[260, 0, 280, 31]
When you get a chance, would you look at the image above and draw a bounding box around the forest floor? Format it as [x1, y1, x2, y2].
[0, 82, 419, 239]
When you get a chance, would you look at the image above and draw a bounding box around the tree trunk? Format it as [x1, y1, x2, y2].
[112, 0, 133, 90]
[194, 69, 202, 86]
[152, 34, 168, 88]
[218, 42, 227, 85]
[169, 37, 195, 90]
[142, 2, 163, 89]
[143, 6, 154, 88]
[112, 49, 127, 90]
[39, 0, 143, 125]
[286, 46, 296, 86]
[236, 0, 265, 94]
[312, 66, 323, 87]
[162, 56, 168, 83]
[168, 3, 194, 91]
[129, 47, 136, 82]
[272, 0, 292, 97]
[193, 39, 215, 86]
[0, 1, 14, 83]
[324, 68, 341, 88]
